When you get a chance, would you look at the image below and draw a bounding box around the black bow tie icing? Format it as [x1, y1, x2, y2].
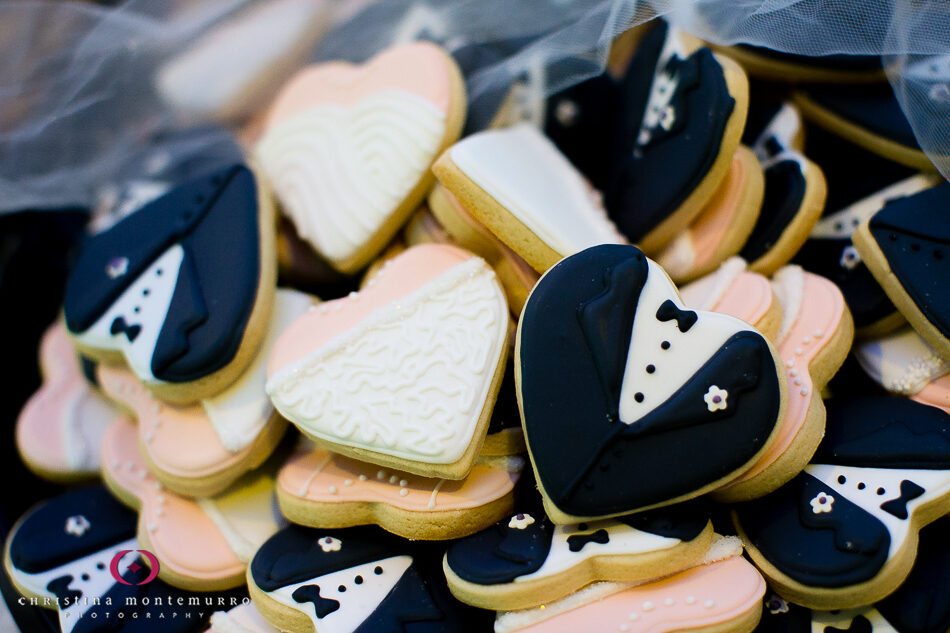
[109, 316, 141, 342]
[293, 584, 341, 619]
[566, 529, 610, 552]
[735, 397, 950, 610]
[518, 244, 783, 522]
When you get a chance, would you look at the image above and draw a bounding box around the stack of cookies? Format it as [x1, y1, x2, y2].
[7, 9, 950, 633]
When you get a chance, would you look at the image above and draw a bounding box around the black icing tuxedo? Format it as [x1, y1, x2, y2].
[736, 397, 950, 591]
[63, 164, 266, 383]
[251, 526, 489, 633]
[519, 245, 781, 517]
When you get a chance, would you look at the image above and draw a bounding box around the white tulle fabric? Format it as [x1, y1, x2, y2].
[1, 0, 948, 214]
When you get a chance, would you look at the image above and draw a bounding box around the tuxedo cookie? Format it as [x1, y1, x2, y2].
[4, 486, 241, 633]
[444, 502, 713, 611]
[432, 123, 625, 273]
[794, 83, 937, 172]
[63, 163, 277, 404]
[735, 397, 950, 609]
[156, 0, 332, 122]
[602, 22, 749, 253]
[715, 265, 853, 501]
[678, 257, 782, 342]
[794, 174, 939, 337]
[656, 146, 765, 284]
[248, 525, 488, 633]
[267, 244, 510, 480]
[493, 553, 764, 633]
[740, 103, 827, 275]
[102, 417, 285, 591]
[427, 183, 539, 317]
[255, 42, 466, 273]
[517, 244, 786, 522]
[753, 518, 950, 633]
[16, 322, 117, 482]
[853, 183, 950, 361]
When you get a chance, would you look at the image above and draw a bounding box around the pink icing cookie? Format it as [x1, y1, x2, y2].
[657, 146, 765, 284]
[913, 377, 950, 415]
[101, 417, 284, 591]
[679, 257, 782, 342]
[714, 265, 853, 501]
[95, 289, 313, 497]
[15, 321, 117, 481]
[276, 444, 522, 540]
[255, 41, 466, 273]
[494, 555, 765, 633]
[266, 243, 510, 480]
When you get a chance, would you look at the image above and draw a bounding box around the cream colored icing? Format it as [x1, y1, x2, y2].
[156, 0, 332, 121]
[278, 447, 520, 512]
[256, 90, 446, 265]
[102, 418, 245, 582]
[724, 267, 846, 487]
[201, 289, 314, 450]
[16, 322, 116, 476]
[447, 124, 625, 258]
[208, 603, 279, 633]
[679, 257, 748, 312]
[266, 245, 509, 465]
[855, 327, 949, 396]
[618, 260, 760, 424]
[494, 555, 763, 633]
[198, 472, 284, 564]
[657, 151, 750, 277]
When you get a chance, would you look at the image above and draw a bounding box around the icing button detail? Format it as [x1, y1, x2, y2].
[65, 515, 91, 537]
[642, 601, 654, 612]
[399, 488, 409, 497]
[105, 257, 129, 279]
[319, 537, 342, 553]
[664, 598, 674, 606]
[840, 245, 861, 270]
[703, 385, 728, 412]
[766, 595, 789, 614]
[508, 513, 535, 530]
[685, 596, 696, 605]
[704, 600, 715, 608]
[810, 492, 834, 514]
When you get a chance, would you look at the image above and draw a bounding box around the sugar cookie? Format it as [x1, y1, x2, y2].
[255, 42, 466, 273]
[267, 244, 509, 480]
[518, 244, 785, 522]
[63, 163, 277, 404]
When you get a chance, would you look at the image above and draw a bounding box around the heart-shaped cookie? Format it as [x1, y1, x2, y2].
[517, 244, 785, 522]
[267, 244, 509, 480]
[16, 322, 117, 482]
[63, 163, 277, 404]
[255, 41, 466, 273]
[735, 397, 950, 609]
[101, 417, 285, 591]
[276, 444, 523, 540]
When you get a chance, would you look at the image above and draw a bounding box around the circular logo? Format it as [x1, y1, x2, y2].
[109, 550, 160, 585]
